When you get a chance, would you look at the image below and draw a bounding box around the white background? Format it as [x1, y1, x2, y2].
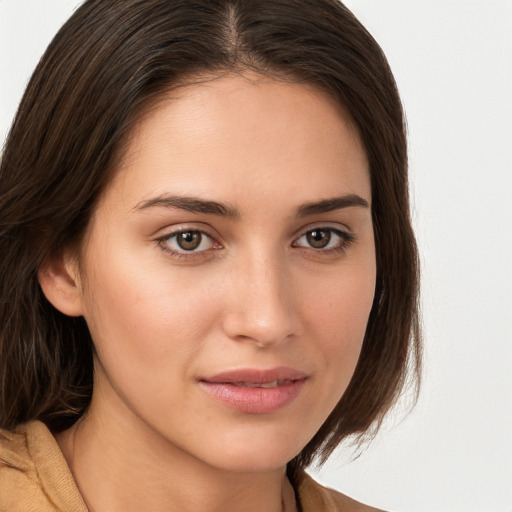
[1, 2, 511, 511]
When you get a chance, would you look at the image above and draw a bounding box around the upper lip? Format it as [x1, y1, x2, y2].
[200, 366, 308, 384]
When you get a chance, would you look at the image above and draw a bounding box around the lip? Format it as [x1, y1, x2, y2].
[199, 367, 308, 414]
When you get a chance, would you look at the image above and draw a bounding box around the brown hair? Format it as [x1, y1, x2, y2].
[0, 0, 421, 473]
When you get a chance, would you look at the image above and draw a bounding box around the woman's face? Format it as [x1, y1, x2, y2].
[75, 73, 375, 471]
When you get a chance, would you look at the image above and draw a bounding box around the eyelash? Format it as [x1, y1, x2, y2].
[292, 227, 354, 254]
[155, 226, 355, 259]
[155, 229, 220, 259]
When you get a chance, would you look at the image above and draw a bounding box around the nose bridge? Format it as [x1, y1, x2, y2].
[222, 247, 299, 347]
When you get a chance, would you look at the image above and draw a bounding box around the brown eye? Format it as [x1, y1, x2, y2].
[293, 227, 353, 253]
[159, 229, 217, 254]
[306, 229, 331, 249]
[176, 231, 202, 251]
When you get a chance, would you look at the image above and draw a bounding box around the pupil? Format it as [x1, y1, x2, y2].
[177, 231, 201, 250]
[307, 229, 331, 248]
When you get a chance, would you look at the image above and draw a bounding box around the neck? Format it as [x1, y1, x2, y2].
[54, 391, 297, 512]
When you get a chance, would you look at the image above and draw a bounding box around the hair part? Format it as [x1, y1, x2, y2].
[0, 0, 421, 475]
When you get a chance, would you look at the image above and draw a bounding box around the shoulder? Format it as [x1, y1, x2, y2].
[296, 471, 387, 512]
[0, 421, 87, 512]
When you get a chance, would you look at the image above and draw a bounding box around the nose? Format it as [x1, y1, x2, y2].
[221, 252, 301, 348]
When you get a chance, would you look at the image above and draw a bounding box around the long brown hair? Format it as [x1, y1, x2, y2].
[0, 0, 421, 473]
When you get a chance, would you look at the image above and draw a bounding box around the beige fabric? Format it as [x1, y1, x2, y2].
[296, 471, 385, 511]
[0, 421, 383, 512]
[0, 422, 88, 512]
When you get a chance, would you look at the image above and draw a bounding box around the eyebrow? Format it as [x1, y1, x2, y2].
[134, 193, 368, 218]
[135, 195, 241, 218]
[296, 194, 369, 217]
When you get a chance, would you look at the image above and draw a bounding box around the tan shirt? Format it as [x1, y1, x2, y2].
[0, 422, 384, 512]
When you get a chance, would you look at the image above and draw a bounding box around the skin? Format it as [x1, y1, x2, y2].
[40, 73, 376, 512]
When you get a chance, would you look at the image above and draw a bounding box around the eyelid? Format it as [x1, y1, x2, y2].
[150, 220, 216, 237]
[292, 222, 353, 240]
[153, 222, 355, 259]
[292, 224, 355, 251]
[154, 224, 223, 256]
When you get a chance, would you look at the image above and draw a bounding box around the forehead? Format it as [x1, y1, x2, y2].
[105, 73, 370, 211]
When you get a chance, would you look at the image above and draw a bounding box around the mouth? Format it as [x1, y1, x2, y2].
[199, 367, 308, 414]
[229, 379, 293, 388]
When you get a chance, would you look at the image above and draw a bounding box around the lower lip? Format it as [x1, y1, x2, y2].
[199, 379, 307, 414]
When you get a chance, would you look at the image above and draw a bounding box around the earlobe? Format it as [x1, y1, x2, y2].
[38, 251, 84, 317]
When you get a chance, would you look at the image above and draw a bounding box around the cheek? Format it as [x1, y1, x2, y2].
[80, 249, 219, 373]
[303, 261, 376, 386]
[307, 260, 375, 334]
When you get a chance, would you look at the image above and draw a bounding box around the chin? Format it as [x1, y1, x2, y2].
[202, 445, 297, 474]
[181, 423, 311, 474]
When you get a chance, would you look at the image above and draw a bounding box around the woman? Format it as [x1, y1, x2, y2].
[0, 1, 421, 511]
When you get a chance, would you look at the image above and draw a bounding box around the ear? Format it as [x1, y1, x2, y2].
[38, 250, 84, 317]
